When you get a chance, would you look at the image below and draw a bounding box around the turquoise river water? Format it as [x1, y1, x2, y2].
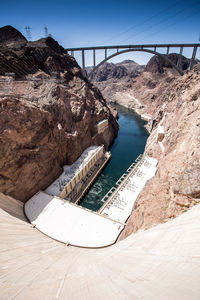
[79, 104, 149, 211]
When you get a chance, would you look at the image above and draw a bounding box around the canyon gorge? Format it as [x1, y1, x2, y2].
[0, 23, 200, 300]
[0, 25, 200, 239]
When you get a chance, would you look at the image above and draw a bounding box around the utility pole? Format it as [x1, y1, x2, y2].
[44, 26, 52, 38]
[25, 26, 32, 41]
[44, 26, 48, 37]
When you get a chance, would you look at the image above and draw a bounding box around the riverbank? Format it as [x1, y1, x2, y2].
[79, 104, 149, 211]
[112, 91, 152, 123]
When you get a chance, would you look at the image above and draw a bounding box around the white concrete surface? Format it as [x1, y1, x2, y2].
[157, 125, 165, 142]
[1, 193, 200, 300]
[101, 156, 158, 223]
[25, 156, 157, 247]
[25, 191, 124, 247]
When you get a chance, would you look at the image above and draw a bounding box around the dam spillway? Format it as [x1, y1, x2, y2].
[24, 154, 157, 247]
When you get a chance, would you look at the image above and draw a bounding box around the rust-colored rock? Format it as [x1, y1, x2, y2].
[0, 79, 118, 202]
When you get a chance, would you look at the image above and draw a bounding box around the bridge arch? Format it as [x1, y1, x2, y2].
[89, 48, 184, 78]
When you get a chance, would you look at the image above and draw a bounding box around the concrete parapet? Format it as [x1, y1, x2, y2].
[157, 125, 165, 142]
[96, 119, 109, 134]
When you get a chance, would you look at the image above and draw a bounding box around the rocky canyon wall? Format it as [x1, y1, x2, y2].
[120, 70, 200, 239]
[0, 26, 118, 202]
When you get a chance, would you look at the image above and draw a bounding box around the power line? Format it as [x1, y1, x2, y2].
[44, 26, 48, 37]
[134, 9, 200, 44]
[103, 0, 183, 44]
[117, 1, 200, 44]
[25, 26, 32, 41]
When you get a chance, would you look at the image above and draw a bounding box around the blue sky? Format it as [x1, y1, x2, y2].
[0, 0, 200, 66]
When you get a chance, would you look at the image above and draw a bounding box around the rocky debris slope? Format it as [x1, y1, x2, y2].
[113, 68, 177, 119]
[120, 70, 200, 239]
[0, 26, 118, 202]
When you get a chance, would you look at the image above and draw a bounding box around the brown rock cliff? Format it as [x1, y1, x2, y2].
[120, 70, 200, 239]
[0, 26, 118, 202]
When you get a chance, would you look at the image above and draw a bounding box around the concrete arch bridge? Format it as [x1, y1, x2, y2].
[66, 43, 200, 77]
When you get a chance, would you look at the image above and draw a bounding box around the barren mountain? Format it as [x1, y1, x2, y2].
[89, 54, 191, 116]
[144, 53, 190, 73]
[87, 60, 145, 105]
[0, 26, 118, 202]
[87, 60, 144, 81]
[0, 25, 27, 44]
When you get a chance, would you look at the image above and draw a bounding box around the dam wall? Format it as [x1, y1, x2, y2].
[45, 145, 110, 203]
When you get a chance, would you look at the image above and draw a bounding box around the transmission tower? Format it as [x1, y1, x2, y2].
[25, 26, 32, 41]
[44, 26, 48, 37]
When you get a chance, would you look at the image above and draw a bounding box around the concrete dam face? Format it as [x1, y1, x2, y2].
[1, 193, 200, 299]
[1, 104, 200, 299]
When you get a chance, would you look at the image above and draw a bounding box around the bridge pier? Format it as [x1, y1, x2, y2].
[189, 46, 197, 70]
[93, 49, 96, 68]
[82, 49, 85, 71]
[105, 48, 107, 59]
[177, 46, 183, 68]
[166, 46, 170, 55]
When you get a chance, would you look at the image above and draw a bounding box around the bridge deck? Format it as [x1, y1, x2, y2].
[66, 43, 200, 51]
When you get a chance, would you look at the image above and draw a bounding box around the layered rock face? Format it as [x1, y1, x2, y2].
[87, 60, 145, 103]
[120, 70, 200, 239]
[0, 26, 118, 202]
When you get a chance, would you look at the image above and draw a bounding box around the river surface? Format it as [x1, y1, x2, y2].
[79, 104, 149, 211]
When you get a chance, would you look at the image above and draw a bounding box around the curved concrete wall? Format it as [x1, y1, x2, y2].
[1, 193, 200, 299]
